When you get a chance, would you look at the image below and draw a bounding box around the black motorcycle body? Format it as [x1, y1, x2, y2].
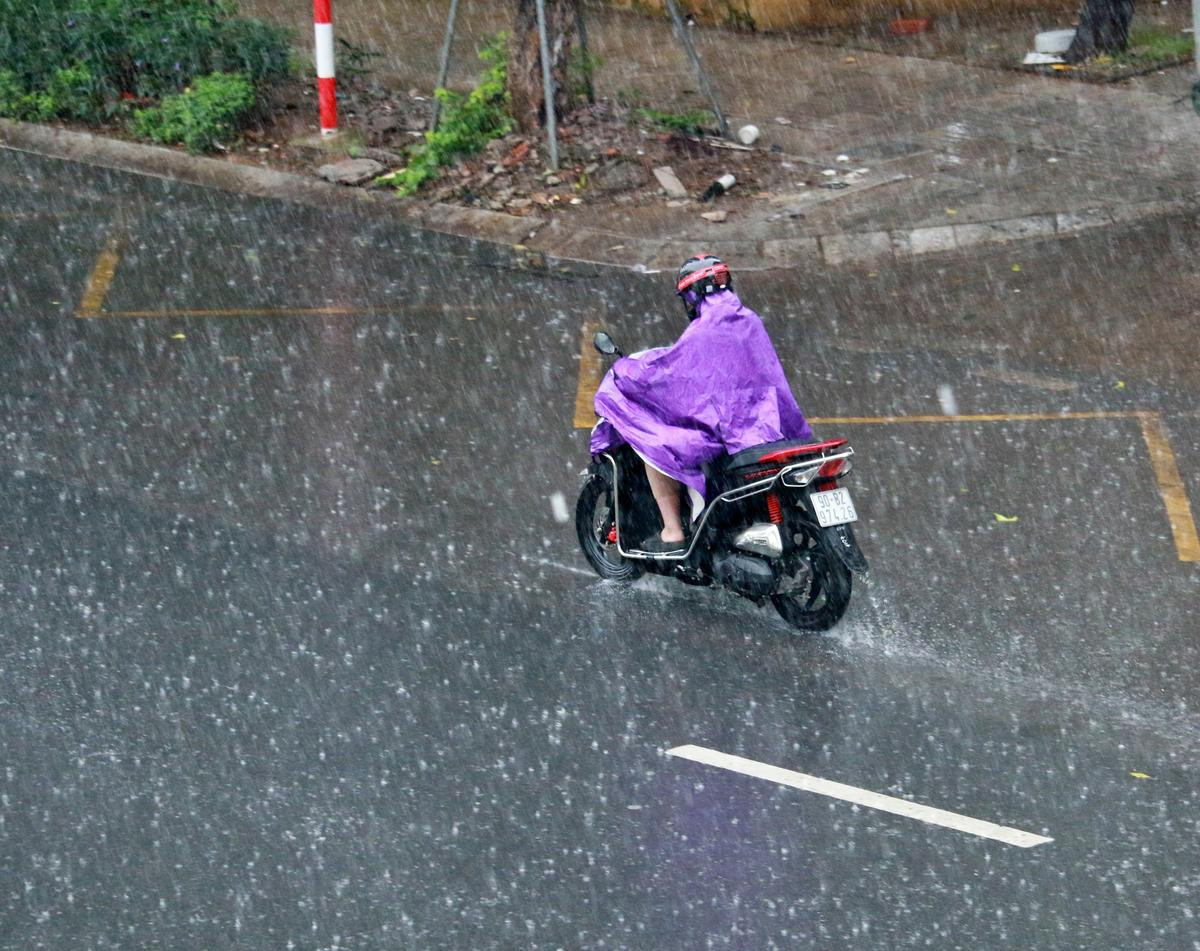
[577, 433, 869, 632]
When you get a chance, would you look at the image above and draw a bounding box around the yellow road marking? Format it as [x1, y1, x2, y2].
[1138, 413, 1200, 563]
[82, 303, 459, 319]
[573, 320, 602, 429]
[95, 306, 375, 319]
[572, 398, 1199, 563]
[76, 232, 122, 318]
[808, 411, 1151, 425]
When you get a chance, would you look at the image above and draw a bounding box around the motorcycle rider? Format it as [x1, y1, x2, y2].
[591, 254, 815, 555]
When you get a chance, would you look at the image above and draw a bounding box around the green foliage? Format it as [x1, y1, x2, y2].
[635, 107, 716, 135]
[0, 65, 97, 121]
[381, 36, 512, 197]
[0, 0, 289, 123]
[1117, 26, 1194, 65]
[130, 71, 255, 153]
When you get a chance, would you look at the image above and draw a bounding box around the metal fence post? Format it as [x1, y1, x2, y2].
[430, 0, 461, 131]
[534, 0, 559, 170]
[662, 0, 729, 139]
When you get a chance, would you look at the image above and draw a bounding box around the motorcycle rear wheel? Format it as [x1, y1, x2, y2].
[771, 547, 852, 632]
[575, 475, 644, 581]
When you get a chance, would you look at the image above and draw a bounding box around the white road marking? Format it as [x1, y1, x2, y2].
[666, 745, 1053, 849]
[526, 557, 595, 578]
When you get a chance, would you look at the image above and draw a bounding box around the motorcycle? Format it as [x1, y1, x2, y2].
[576, 331, 868, 632]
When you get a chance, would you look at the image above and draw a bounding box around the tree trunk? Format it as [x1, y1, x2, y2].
[509, 0, 578, 136]
[1064, 0, 1134, 62]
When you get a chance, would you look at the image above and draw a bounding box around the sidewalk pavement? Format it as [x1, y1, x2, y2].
[238, 0, 1200, 269]
[547, 8, 1200, 269]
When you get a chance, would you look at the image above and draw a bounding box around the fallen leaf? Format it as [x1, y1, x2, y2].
[945, 207, 957, 215]
[1010, 263, 1022, 272]
[1129, 771, 1151, 779]
[994, 513, 1019, 523]
[170, 333, 186, 340]
[844, 56, 857, 64]
[430, 458, 442, 465]
[466, 315, 478, 321]
[1114, 380, 1126, 390]
[503, 141, 530, 166]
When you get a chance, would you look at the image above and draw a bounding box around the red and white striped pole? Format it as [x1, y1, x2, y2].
[313, 0, 337, 135]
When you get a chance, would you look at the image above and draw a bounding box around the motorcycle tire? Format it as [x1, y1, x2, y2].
[771, 548, 852, 632]
[575, 475, 644, 582]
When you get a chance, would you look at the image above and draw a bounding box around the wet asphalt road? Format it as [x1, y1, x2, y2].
[1, 148, 1199, 949]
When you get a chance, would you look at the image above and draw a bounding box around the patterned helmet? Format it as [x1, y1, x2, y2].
[675, 253, 731, 320]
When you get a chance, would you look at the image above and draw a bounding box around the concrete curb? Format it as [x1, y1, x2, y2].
[3, 119, 1196, 275]
[0, 118, 544, 249]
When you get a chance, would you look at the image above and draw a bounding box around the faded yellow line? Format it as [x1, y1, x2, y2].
[89, 303, 461, 319]
[809, 411, 1151, 425]
[99, 306, 364, 319]
[569, 403, 1199, 562]
[76, 232, 122, 318]
[573, 320, 602, 429]
[1138, 413, 1200, 562]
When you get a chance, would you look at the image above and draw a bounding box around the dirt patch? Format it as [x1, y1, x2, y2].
[795, 2, 1194, 83]
[226, 77, 838, 222]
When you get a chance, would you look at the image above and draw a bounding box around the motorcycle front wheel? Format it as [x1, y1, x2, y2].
[575, 475, 644, 582]
[771, 544, 852, 632]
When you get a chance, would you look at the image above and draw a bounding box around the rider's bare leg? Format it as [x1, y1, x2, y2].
[645, 463, 686, 543]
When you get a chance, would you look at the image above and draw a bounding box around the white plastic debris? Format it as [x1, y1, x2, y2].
[1035, 28, 1076, 53]
[736, 124, 760, 145]
[550, 492, 569, 523]
[1023, 51, 1065, 65]
[937, 384, 959, 416]
[835, 154, 850, 162]
[822, 169, 838, 177]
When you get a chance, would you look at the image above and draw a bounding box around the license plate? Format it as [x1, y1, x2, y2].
[810, 487, 857, 527]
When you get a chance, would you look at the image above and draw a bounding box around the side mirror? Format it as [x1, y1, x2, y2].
[593, 331, 621, 356]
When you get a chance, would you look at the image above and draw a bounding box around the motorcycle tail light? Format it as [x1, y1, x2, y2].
[818, 457, 848, 479]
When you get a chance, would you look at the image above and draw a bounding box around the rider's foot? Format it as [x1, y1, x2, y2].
[640, 531, 688, 555]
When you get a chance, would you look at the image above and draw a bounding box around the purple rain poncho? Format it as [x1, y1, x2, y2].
[590, 289, 815, 499]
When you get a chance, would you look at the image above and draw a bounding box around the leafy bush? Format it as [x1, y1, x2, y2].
[380, 36, 511, 197]
[635, 107, 716, 135]
[0, 65, 97, 121]
[131, 71, 255, 153]
[0, 0, 289, 123]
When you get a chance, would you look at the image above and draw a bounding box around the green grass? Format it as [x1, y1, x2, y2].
[1117, 26, 1194, 65]
[634, 107, 716, 135]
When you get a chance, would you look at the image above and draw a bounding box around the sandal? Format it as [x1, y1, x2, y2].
[639, 532, 688, 555]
